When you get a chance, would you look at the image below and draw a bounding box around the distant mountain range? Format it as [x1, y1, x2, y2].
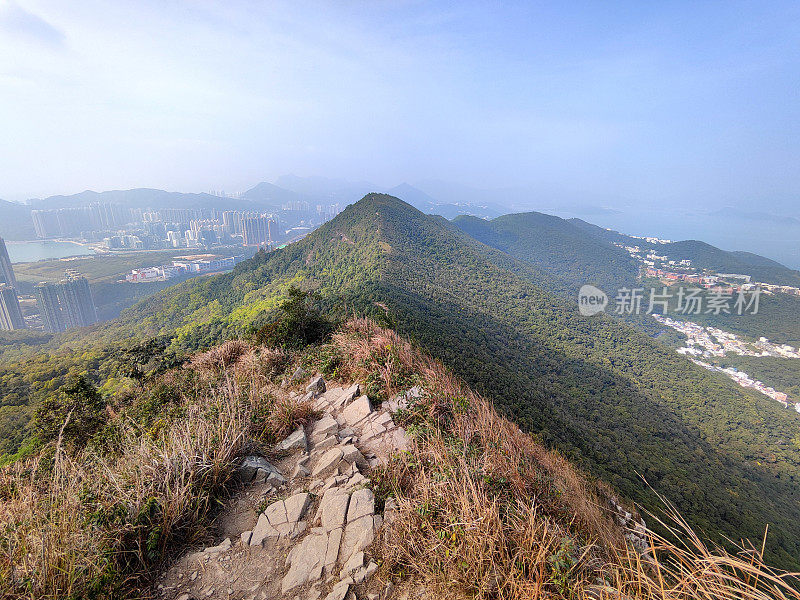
[21, 178, 507, 221]
[11, 181, 800, 288]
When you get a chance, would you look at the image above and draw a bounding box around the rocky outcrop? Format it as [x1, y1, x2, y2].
[157, 375, 411, 600]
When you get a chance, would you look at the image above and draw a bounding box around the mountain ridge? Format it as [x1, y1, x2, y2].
[3, 193, 800, 570]
[100, 193, 800, 568]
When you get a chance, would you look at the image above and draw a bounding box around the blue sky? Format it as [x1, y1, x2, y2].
[1, 0, 799, 213]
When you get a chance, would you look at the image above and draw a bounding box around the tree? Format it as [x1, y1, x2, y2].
[255, 286, 332, 348]
[32, 374, 106, 448]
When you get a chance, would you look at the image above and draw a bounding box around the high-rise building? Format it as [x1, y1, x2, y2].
[35, 282, 64, 333]
[31, 207, 94, 238]
[34, 273, 98, 332]
[0, 284, 25, 330]
[31, 209, 61, 238]
[0, 237, 17, 289]
[241, 215, 273, 246]
[222, 210, 242, 234]
[58, 274, 98, 329]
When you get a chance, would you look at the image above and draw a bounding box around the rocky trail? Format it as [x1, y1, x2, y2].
[156, 374, 426, 600]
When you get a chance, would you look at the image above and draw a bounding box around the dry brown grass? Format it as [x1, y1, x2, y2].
[328, 318, 800, 600]
[2, 319, 799, 600]
[0, 342, 303, 600]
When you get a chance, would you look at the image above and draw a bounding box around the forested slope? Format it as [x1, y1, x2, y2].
[452, 212, 639, 291]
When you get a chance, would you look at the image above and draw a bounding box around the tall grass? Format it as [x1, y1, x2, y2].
[328, 318, 800, 600]
[2, 320, 798, 600]
[0, 342, 304, 599]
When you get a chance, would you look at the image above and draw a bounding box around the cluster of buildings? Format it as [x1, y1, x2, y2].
[0, 238, 98, 332]
[654, 315, 800, 359]
[31, 203, 129, 238]
[124, 254, 245, 283]
[30, 200, 343, 253]
[653, 314, 800, 409]
[0, 238, 24, 331]
[644, 267, 718, 286]
[618, 242, 800, 297]
[690, 358, 793, 408]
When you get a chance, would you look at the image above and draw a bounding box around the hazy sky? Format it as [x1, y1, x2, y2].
[1, 0, 799, 211]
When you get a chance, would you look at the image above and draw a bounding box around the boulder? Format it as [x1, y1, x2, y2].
[291, 366, 307, 381]
[306, 375, 326, 396]
[237, 455, 279, 482]
[342, 395, 372, 427]
[312, 447, 344, 478]
[253, 467, 286, 486]
[276, 427, 307, 452]
[346, 488, 374, 523]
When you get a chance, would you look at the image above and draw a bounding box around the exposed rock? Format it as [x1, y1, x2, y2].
[277, 427, 308, 452]
[312, 447, 344, 478]
[342, 395, 372, 426]
[282, 532, 328, 593]
[351, 560, 378, 583]
[307, 375, 327, 396]
[324, 526, 344, 574]
[237, 455, 280, 482]
[265, 499, 288, 525]
[333, 383, 361, 409]
[250, 513, 278, 546]
[204, 537, 231, 554]
[342, 550, 365, 574]
[291, 366, 308, 381]
[340, 515, 375, 564]
[314, 435, 338, 451]
[324, 582, 350, 600]
[292, 463, 310, 478]
[284, 492, 312, 523]
[253, 467, 286, 487]
[346, 488, 375, 523]
[340, 444, 367, 469]
[318, 488, 350, 530]
[312, 415, 339, 439]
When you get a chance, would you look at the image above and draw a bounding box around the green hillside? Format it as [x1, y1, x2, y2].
[2, 194, 800, 569]
[452, 212, 639, 292]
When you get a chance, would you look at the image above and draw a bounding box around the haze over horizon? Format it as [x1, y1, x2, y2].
[2, 0, 800, 215]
